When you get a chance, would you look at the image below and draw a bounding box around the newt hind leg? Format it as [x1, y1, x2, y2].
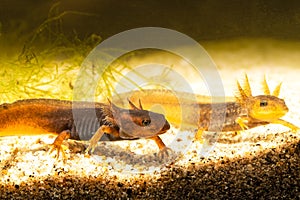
[195, 129, 204, 143]
[49, 130, 71, 159]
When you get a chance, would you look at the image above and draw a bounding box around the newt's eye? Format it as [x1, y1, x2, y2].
[141, 119, 151, 126]
[260, 100, 268, 107]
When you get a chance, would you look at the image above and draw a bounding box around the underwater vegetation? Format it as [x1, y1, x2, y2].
[0, 2, 108, 103]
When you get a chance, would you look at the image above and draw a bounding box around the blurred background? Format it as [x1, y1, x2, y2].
[0, 0, 300, 102]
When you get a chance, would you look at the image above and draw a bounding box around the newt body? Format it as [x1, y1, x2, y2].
[0, 99, 170, 157]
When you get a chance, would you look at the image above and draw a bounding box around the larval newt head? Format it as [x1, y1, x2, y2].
[108, 99, 170, 139]
[235, 74, 288, 122]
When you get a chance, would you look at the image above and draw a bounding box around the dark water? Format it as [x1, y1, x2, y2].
[1, 0, 300, 48]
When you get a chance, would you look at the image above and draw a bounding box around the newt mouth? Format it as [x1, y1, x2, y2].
[158, 120, 171, 134]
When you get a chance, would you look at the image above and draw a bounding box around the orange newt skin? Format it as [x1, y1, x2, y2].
[0, 99, 170, 158]
[115, 75, 299, 140]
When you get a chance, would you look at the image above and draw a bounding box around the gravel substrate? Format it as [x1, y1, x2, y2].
[0, 125, 299, 199]
[0, 137, 299, 199]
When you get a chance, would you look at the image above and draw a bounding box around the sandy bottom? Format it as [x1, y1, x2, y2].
[0, 38, 300, 199]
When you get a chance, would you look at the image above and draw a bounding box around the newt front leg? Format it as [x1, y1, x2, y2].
[235, 116, 249, 131]
[150, 136, 172, 160]
[85, 125, 119, 154]
[271, 119, 299, 132]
